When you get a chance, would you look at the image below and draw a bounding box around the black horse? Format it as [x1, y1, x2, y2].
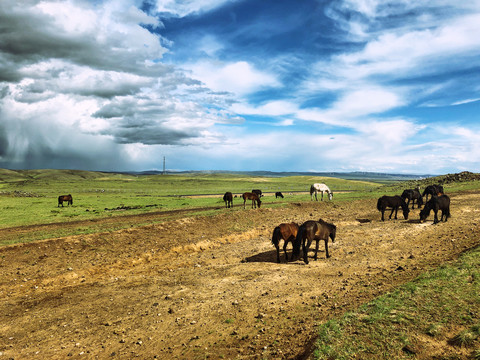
[275, 192, 284, 198]
[58, 194, 73, 207]
[401, 188, 424, 209]
[271, 222, 299, 263]
[252, 189, 263, 198]
[420, 194, 450, 224]
[377, 195, 409, 221]
[293, 219, 336, 264]
[223, 192, 233, 208]
[422, 184, 445, 202]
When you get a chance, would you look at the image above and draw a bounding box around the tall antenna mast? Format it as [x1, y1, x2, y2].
[163, 156, 166, 175]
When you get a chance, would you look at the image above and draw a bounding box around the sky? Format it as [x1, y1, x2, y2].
[1, 0, 480, 174]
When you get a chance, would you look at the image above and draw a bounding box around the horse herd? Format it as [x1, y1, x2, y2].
[224, 183, 450, 264]
[377, 184, 451, 224]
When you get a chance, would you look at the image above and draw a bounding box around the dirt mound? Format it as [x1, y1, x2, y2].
[0, 192, 479, 359]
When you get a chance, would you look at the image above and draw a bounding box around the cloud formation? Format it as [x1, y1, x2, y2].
[0, 0, 479, 173]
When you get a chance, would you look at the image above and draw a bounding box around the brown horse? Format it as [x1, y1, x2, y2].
[293, 219, 336, 264]
[271, 222, 299, 263]
[223, 192, 233, 208]
[58, 194, 73, 207]
[242, 192, 261, 209]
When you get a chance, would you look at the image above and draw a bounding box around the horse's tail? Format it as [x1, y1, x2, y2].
[376, 197, 383, 211]
[271, 226, 281, 246]
[293, 225, 305, 256]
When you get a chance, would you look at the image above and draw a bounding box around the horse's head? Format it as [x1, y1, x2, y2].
[328, 192, 333, 201]
[419, 207, 429, 222]
[400, 200, 410, 220]
[257, 199, 262, 208]
[329, 225, 336, 243]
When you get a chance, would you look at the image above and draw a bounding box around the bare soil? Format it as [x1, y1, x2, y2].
[0, 191, 479, 359]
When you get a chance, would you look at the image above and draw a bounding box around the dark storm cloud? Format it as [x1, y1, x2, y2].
[0, 2, 169, 81]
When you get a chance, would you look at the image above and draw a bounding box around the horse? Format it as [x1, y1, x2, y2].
[422, 184, 445, 202]
[293, 219, 336, 264]
[242, 192, 262, 209]
[271, 222, 299, 263]
[376, 195, 409, 221]
[252, 189, 263, 198]
[420, 194, 450, 224]
[223, 192, 233, 208]
[401, 188, 424, 209]
[275, 192, 284, 198]
[310, 183, 333, 201]
[58, 194, 73, 207]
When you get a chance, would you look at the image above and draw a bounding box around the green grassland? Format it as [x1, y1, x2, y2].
[0, 168, 477, 234]
[315, 246, 480, 359]
[0, 169, 383, 229]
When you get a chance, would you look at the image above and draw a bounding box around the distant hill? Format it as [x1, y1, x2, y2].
[132, 170, 433, 181]
[2, 168, 478, 184]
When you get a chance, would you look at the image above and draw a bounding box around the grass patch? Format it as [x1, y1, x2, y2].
[314, 246, 480, 359]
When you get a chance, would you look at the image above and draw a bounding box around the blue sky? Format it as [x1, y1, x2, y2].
[0, 0, 479, 174]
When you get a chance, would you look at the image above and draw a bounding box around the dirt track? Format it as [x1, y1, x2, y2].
[0, 191, 479, 359]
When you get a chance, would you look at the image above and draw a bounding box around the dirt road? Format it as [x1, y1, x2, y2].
[0, 191, 479, 359]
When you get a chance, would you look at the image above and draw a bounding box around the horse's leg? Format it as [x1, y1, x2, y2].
[389, 207, 395, 219]
[381, 209, 385, 221]
[302, 238, 310, 264]
[433, 210, 439, 224]
[276, 243, 281, 263]
[283, 239, 289, 262]
[393, 206, 398, 220]
[243, 199, 246, 209]
[325, 239, 330, 258]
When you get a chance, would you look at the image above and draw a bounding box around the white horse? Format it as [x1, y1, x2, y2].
[310, 183, 333, 201]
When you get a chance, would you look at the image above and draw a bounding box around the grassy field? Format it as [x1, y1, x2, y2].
[0, 169, 383, 229]
[314, 246, 480, 359]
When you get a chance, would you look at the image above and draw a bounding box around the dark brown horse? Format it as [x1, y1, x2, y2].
[223, 192, 233, 208]
[422, 184, 445, 202]
[58, 194, 73, 207]
[401, 188, 424, 209]
[242, 192, 261, 209]
[376, 195, 409, 221]
[271, 222, 299, 263]
[275, 191, 284, 198]
[293, 219, 336, 264]
[420, 194, 450, 224]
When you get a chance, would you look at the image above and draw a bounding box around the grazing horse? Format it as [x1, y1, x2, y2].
[242, 192, 262, 209]
[275, 192, 284, 198]
[420, 194, 450, 224]
[422, 185, 445, 202]
[271, 222, 299, 263]
[401, 188, 424, 209]
[293, 219, 336, 264]
[58, 194, 73, 207]
[252, 189, 263, 198]
[310, 183, 333, 201]
[223, 192, 233, 208]
[376, 195, 409, 221]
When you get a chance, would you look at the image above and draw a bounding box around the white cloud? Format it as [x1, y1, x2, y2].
[231, 100, 298, 116]
[154, 0, 237, 17]
[187, 60, 281, 96]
